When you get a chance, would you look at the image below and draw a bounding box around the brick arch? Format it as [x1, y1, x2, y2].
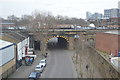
[87, 37, 95, 42]
[45, 35, 69, 43]
[87, 37, 95, 47]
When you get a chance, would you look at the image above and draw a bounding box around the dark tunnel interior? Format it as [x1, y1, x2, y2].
[47, 37, 68, 50]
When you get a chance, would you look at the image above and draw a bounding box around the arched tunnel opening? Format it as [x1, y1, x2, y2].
[47, 37, 68, 50]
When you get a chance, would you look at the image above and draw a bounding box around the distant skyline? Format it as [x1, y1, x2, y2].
[0, 0, 120, 19]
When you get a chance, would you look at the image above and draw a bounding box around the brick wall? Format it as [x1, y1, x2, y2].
[73, 35, 120, 78]
[96, 33, 120, 56]
[0, 59, 16, 79]
[87, 45, 120, 78]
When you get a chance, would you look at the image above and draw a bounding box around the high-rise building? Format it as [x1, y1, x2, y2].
[86, 11, 92, 20]
[111, 9, 120, 18]
[104, 8, 120, 19]
[118, 1, 120, 9]
[104, 9, 111, 19]
[86, 12, 103, 20]
[92, 13, 103, 20]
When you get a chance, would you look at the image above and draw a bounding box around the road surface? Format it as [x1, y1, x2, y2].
[8, 50, 77, 78]
[8, 51, 43, 78]
[41, 50, 78, 78]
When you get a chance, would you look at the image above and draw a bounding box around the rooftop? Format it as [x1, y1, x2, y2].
[0, 22, 15, 25]
[89, 23, 95, 27]
[111, 57, 120, 70]
[0, 39, 15, 50]
[104, 30, 120, 35]
[0, 32, 29, 43]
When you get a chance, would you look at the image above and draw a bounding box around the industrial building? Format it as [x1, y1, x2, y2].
[104, 8, 120, 19]
[1, 31, 35, 67]
[96, 31, 120, 56]
[118, 1, 120, 9]
[0, 40, 16, 79]
[86, 12, 103, 20]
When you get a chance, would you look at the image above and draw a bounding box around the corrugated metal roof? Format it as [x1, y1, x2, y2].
[2, 33, 22, 42]
[0, 32, 29, 43]
[0, 35, 20, 43]
[0, 39, 15, 50]
[9, 33, 25, 40]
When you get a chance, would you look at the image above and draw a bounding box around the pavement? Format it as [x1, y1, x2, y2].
[8, 50, 78, 78]
[9, 50, 43, 78]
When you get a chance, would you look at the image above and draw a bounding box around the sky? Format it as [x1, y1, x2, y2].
[0, 0, 120, 19]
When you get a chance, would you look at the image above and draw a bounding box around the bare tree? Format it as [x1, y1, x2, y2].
[7, 15, 20, 27]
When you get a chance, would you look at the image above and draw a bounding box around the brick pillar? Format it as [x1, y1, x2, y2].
[68, 37, 74, 50]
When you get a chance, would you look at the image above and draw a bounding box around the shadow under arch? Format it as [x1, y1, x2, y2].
[46, 36, 69, 50]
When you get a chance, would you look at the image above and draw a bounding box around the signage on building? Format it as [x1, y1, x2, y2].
[74, 35, 80, 38]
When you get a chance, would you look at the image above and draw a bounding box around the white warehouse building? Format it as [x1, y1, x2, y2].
[0, 40, 16, 79]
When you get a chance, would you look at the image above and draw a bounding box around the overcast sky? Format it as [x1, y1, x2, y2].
[0, 0, 119, 19]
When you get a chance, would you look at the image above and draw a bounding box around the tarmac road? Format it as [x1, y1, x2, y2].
[8, 50, 77, 78]
[41, 50, 78, 78]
